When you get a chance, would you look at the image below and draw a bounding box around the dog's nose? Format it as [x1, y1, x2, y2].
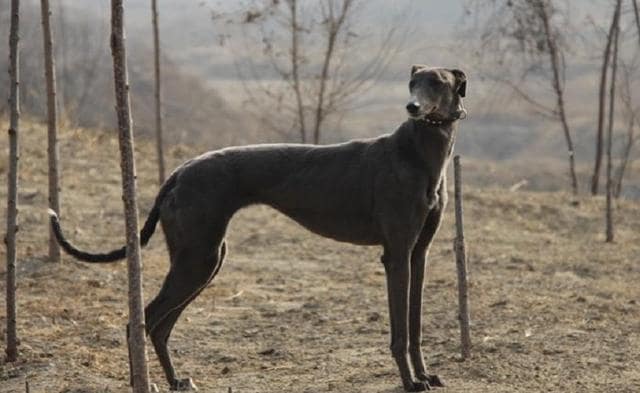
[406, 102, 420, 115]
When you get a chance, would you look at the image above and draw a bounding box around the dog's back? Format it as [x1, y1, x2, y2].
[168, 137, 390, 244]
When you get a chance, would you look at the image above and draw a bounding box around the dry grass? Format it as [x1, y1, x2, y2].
[1, 119, 639, 392]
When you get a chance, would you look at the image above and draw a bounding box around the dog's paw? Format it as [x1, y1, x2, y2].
[416, 373, 444, 388]
[404, 380, 431, 392]
[170, 378, 198, 391]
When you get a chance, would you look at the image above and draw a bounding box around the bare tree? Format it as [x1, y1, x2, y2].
[614, 57, 638, 198]
[469, 0, 579, 194]
[110, 0, 150, 390]
[311, 0, 354, 144]
[40, 0, 61, 263]
[55, 0, 69, 116]
[591, 0, 622, 196]
[605, 10, 621, 243]
[633, 0, 640, 46]
[5, 0, 20, 363]
[535, 0, 578, 195]
[288, 0, 307, 143]
[151, 0, 166, 184]
[222, 0, 398, 143]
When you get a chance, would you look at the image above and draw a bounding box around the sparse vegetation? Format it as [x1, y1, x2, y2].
[212, 0, 400, 143]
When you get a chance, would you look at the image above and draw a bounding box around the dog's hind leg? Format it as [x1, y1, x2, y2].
[147, 241, 227, 391]
[142, 206, 229, 391]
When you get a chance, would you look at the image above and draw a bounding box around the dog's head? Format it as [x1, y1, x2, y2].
[406, 65, 467, 121]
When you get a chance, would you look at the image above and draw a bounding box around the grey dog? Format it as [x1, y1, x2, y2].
[49, 65, 467, 392]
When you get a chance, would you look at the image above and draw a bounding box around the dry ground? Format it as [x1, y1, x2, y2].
[1, 121, 639, 392]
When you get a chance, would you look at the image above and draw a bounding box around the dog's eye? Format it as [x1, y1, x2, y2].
[409, 80, 416, 90]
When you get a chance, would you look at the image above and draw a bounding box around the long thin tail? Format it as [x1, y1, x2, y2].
[49, 174, 177, 263]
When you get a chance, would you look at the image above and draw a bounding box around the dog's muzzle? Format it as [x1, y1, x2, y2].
[406, 101, 421, 116]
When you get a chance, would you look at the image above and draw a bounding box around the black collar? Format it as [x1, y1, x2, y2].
[413, 108, 467, 126]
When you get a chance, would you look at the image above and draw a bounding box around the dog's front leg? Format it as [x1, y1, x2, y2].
[408, 208, 445, 388]
[382, 249, 430, 392]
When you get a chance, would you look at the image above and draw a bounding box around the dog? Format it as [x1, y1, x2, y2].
[49, 65, 467, 392]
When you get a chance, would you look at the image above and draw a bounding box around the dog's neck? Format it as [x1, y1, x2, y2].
[397, 119, 457, 173]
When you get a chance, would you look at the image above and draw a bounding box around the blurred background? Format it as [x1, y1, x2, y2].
[1, 0, 638, 196]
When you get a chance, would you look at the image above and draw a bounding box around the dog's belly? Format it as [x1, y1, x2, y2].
[218, 140, 384, 245]
[276, 206, 381, 245]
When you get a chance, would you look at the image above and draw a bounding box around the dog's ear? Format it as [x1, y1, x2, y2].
[450, 69, 467, 97]
[411, 64, 424, 76]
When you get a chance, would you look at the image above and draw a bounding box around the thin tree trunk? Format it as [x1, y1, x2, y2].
[453, 156, 471, 360]
[5, 0, 20, 363]
[110, 1, 150, 391]
[151, 0, 165, 184]
[614, 114, 636, 198]
[40, 0, 61, 263]
[312, 27, 336, 144]
[591, 0, 621, 195]
[56, 0, 68, 115]
[633, 0, 640, 47]
[538, 0, 578, 195]
[312, 0, 351, 144]
[606, 18, 620, 243]
[289, 0, 307, 143]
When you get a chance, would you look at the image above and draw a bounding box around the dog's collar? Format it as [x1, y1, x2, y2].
[418, 116, 450, 126]
[414, 113, 464, 126]
[414, 103, 467, 126]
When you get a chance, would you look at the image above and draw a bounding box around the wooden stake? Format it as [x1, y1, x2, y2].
[453, 155, 471, 359]
[40, 0, 61, 263]
[110, 0, 150, 391]
[5, 0, 21, 363]
[151, 0, 165, 185]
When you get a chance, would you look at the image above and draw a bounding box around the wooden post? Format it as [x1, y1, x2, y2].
[453, 155, 471, 359]
[109, 1, 150, 391]
[151, 0, 165, 185]
[5, 0, 21, 363]
[40, 0, 61, 263]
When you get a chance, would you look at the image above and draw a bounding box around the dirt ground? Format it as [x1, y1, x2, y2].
[1, 121, 639, 393]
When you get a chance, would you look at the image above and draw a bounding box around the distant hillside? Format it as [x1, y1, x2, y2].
[0, 0, 255, 148]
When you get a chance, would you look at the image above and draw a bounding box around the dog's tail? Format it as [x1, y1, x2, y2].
[49, 173, 177, 263]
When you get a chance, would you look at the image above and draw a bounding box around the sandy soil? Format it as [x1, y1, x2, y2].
[1, 121, 639, 392]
